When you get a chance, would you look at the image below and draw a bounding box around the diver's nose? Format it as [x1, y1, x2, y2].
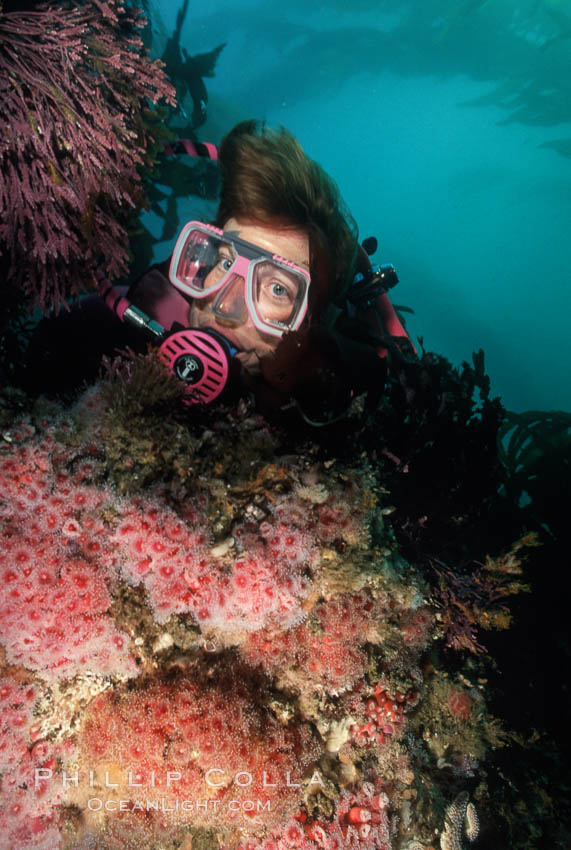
[210, 274, 249, 326]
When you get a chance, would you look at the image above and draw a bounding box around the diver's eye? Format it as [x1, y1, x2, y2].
[220, 256, 233, 271]
[270, 282, 289, 298]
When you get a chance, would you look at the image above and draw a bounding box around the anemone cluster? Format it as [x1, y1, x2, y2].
[0, 384, 516, 849]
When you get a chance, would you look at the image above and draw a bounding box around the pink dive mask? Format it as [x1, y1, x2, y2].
[169, 221, 311, 338]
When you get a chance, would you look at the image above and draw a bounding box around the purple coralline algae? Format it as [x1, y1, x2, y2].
[0, 0, 175, 310]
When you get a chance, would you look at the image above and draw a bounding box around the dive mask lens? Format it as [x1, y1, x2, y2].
[250, 259, 309, 336]
[170, 223, 237, 297]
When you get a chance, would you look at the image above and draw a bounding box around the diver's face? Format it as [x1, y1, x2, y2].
[188, 217, 310, 374]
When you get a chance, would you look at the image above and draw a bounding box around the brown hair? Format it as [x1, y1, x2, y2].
[215, 120, 359, 318]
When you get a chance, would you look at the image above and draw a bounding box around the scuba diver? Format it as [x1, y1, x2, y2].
[160, 0, 225, 129]
[25, 120, 415, 425]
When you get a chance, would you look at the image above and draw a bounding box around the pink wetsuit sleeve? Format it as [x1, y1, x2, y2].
[377, 293, 409, 339]
[368, 293, 417, 356]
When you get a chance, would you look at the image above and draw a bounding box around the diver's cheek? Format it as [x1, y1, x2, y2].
[236, 325, 277, 359]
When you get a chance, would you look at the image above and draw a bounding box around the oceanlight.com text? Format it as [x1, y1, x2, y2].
[86, 797, 270, 813]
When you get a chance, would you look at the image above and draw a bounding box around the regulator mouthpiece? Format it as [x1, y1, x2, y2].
[157, 328, 231, 405]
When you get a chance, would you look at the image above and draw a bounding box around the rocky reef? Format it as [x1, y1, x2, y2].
[0, 363, 535, 849]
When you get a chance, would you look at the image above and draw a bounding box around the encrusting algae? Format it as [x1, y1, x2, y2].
[0, 362, 536, 849]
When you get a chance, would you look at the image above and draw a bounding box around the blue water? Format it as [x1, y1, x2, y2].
[143, 0, 571, 413]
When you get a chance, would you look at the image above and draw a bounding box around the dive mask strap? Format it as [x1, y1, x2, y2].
[162, 139, 219, 161]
